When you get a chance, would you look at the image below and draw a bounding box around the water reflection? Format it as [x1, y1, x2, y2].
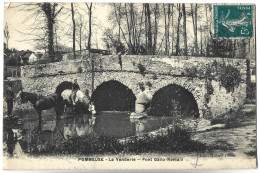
[7, 111, 173, 154]
[132, 116, 173, 136]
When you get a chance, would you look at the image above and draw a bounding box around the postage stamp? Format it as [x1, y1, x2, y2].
[214, 5, 253, 37]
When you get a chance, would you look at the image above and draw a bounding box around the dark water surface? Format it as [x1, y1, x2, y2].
[17, 109, 174, 148]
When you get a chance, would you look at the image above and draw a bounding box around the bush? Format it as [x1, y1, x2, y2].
[247, 82, 256, 100]
[77, 66, 83, 73]
[137, 63, 146, 76]
[184, 66, 198, 76]
[219, 64, 241, 93]
[204, 79, 214, 104]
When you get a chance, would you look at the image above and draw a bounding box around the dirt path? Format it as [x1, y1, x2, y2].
[194, 103, 256, 158]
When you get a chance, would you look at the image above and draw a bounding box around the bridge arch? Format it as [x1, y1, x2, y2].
[150, 78, 205, 117]
[149, 83, 200, 118]
[91, 80, 136, 112]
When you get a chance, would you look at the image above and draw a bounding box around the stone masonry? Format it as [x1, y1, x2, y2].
[20, 55, 247, 118]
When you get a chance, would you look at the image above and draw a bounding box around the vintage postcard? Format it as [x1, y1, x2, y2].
[2, 1, 256, 170]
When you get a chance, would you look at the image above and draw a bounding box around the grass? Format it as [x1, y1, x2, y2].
[211, 106, 256, 129]
[245, 150, 257, 157]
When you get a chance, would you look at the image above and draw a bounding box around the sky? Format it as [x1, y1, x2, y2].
[4, 2, 211, 53]
[4, 2, 110, 52]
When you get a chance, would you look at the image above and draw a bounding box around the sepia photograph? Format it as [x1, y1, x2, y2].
[2, 1, 257, 170]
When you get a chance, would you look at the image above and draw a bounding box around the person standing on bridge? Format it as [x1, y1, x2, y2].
[118, 52, 122, 70]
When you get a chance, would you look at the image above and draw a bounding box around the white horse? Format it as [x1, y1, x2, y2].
[61, 89, 90, 112]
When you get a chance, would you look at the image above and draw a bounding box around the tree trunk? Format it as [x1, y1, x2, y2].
[87, 4, 92, 53]
[144, 4, 148, 52]
[182, 4, 187, 56]
[125, 4, 133, 54]
[130, 4, 136, 54]
[113, 4, 129, 50]
[153, 4, 158, 55]
[118, 4, 121, 42]
[146, 4, 152, 55]
[205, 5, 208, 56]
[167, 4, 171, 55]
[47, 16, 55, 62]
[163, 4, 168, 55]
[71, 3, 76, 59]
[79, 23, 82, 52]
[171, 4, 174, 55]
[200, 25, 203, 56]
[86, 3, 93, 92]
[4, 23, 10, 50]
[55, 27, 58, 52]
[42, 3, 62, 62]
[195, 4, 198, 55]
[191, 4, 198, 56]
[233, 39, 236, 58]
[175, 4, 182, 56]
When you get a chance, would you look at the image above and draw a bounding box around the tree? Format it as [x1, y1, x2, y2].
[153, 4, 159, 55]
[76, 14, 84, 54]
[182, 4, 187, 56]
[4, 22, 10, 50]
[175, 3, 182, 56]
[86, 3, 94, 92]
[108, 3, 145, 55]
[71, 3, 76, 59]
[171, 4, 174, 55]
[191, 4, 198, 55]
[17, 3, 63, 61]
[163, 4, 168, 54]
[86, 3, 92, 53]
[41, 3, 63, 61]
[145, 4, 152, 54]
[200, 25, 203, 56]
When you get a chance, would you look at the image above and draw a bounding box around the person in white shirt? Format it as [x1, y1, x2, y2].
[88, 102, 96, 125]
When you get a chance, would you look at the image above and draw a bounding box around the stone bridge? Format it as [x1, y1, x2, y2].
[20, 55, 248, 118]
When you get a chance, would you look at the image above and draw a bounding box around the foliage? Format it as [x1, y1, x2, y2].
[152, 73, 158, 80]
[204, 93, 211, 104]
[137, 63, 146, 76]
[206, 80, 214, 95]
[77, 66, 83, 73]
[204, 79, 214, 104]
[246, 82, 256, 100]
[201, 106, 212, 120]
[137, 82, 145, 91]
[103, 29, 126, 54]
[184, 66, 198, 76]
[207, 36, 234, 58]
[219, 64, 241, 93]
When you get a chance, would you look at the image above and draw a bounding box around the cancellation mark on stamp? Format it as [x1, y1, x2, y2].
[214, 5, 253, 37]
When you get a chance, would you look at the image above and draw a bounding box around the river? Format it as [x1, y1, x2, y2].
[8, 108, 174, 153]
